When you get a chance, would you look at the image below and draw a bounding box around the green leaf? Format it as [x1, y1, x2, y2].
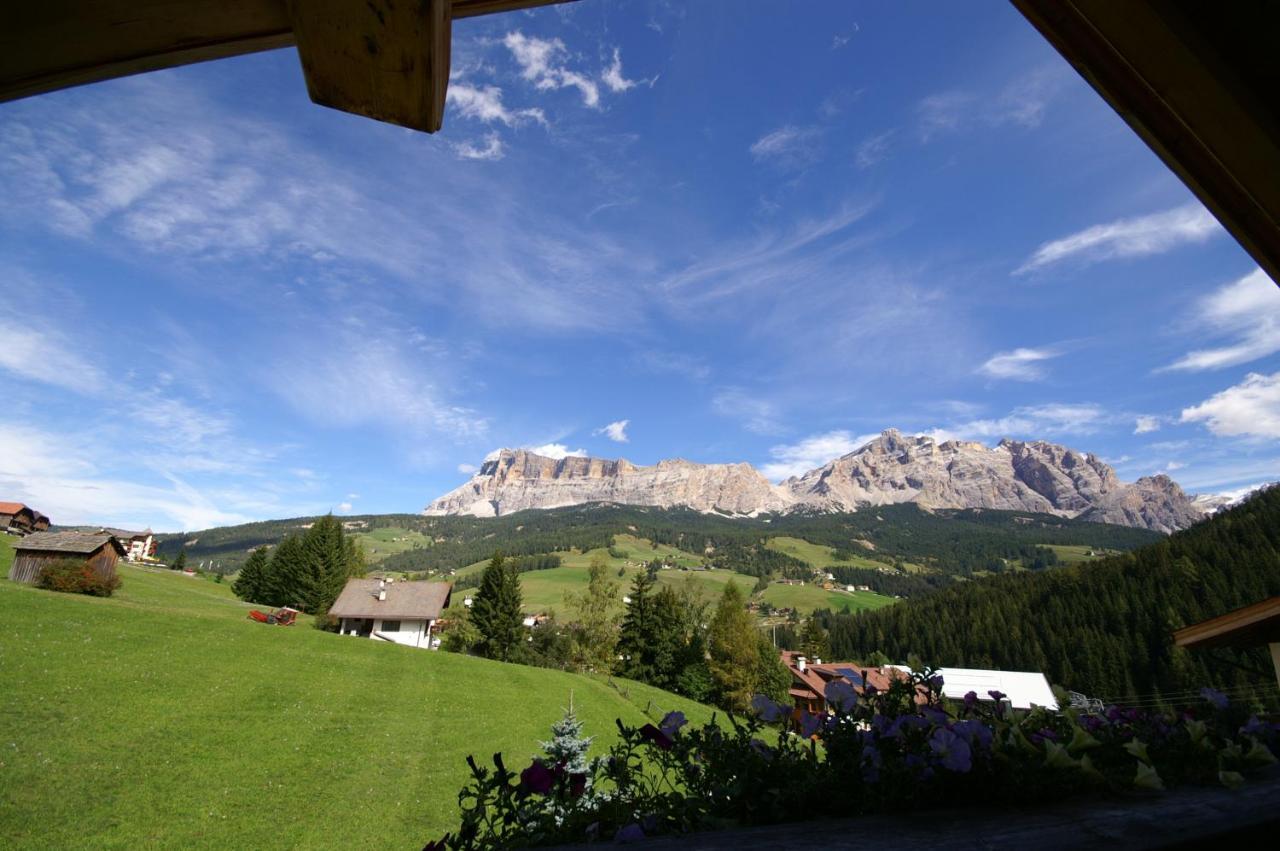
[1245, 738, 1278, 767]
[1133, 761, 1165, 791]
[1123, 738, 1150, 764]
[1044, 741, 1080, 770]
[1218, 770, 1245, 790]
[1067, 724, 1101, 754]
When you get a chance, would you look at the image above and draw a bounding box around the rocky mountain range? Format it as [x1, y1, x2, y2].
[424, 430, 1209, 532]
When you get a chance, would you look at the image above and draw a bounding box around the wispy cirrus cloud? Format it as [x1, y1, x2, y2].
[712, 388, 784, 436]
[1134, 415, 1162, 435]
[1015, 203, 1221, 274]
[504, 32, 601, 108]
[944, 402, 1112, 440]
[977, 347, 1060, 381]
[453, 133, 506, 161]
[446, 83, 547, 127]
[749, 125, 823, 169]
[1163, 268, 1280, 371]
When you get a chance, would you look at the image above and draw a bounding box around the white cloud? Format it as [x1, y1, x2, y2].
[503, 32, 600, 108]
[855, 131, 893, 169]
[602, 48, 647, 93]
[527, 442, 587, 459]
[1181, 372, 1280, 439]
[917, 92, 974, 141]
[749, 125, 822, 168]
[1164, 268, 1280, 371]
[1134, 415, 1162, 434]
[948, 403, 1110, 440]
[761, 430, 879, 481]
[594, 419, 630, 443]
[457, 462, 478, 474]
[977, 347, 1059, 381]
[453, 133, 505, 161]
[712, 389, 784, 436]
[917, 67, 1067, 142]
[1016, 203, 1221, 274]
[0, 317, 106, 395]
[446, 84, 546, 126]
[336, 501, 353, 512]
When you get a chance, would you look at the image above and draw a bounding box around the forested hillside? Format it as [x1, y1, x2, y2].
[822, 487, 1280, 706]
[158, 503, 1160, 580]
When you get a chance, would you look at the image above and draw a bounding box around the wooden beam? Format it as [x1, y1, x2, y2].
[1172, 596, 1280, 650]
[286, 0, 451, 133]
[453, 0, 573, 18]
[1012, 0, 1280, 287]
[0, 1, 295, 104]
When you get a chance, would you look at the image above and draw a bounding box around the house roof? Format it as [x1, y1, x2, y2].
[14, 531, 126, 556]
[890, 666, 1059, 711]
[328, 579, 452, 620]
[1173, 596, 1280, 650]
[780, 651, 908, 705]
[0, 501, 32, 515]
[100, 527, 153, 539]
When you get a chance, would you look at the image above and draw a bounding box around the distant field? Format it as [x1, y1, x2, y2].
[0, 565, 713, 849]
[353, 526, 434, 563]
[764, 535, 926, 573]
[1044, 544, 1122, 564]
[760, 581, 896, 614]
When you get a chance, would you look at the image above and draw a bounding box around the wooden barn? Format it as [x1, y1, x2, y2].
[7, 532, 126, 585]
[0, 501, 37, 535]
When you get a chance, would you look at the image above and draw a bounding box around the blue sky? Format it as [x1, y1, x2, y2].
[2, 0, 1278, 531]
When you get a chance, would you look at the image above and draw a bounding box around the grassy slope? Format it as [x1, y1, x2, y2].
[0, 533, 14, 576]
[759, 581, 897, 614]
[1044, 544, 1122, 564]
[0, 566, 713, 850]
[353, 526, 434, 564]
[765, 535, 926, 573]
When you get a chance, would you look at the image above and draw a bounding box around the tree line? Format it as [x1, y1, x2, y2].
[444, 552, 790, 712]
[813, 487, 1280, 706]
[230, 514, 367, 615]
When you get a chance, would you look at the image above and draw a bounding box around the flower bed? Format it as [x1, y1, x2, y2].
[425, 671, 1279, 849]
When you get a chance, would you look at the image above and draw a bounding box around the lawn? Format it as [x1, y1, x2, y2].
[516, 560, 744, 614]
[352, 526, 434, 564]
[1044, 544, 1121, 564]
[0, 565, 714, 849]
[0, 533, 14, 576]
[759, 581, 897, 614]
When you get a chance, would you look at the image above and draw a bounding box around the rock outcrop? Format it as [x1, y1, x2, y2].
[425, 431, 1208, 532]
[423, 449, 793, 517]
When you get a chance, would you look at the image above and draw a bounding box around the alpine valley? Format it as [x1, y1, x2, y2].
[424, 429, 1205, 533]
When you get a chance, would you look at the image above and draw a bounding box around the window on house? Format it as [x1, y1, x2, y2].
[380, 620, 400, 632]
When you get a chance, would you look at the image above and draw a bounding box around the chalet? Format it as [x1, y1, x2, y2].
[781, 650, 906, 715]
[0, 502, 37, 535]
[8, 531, 126, 585]
[32, 512, 50, 532]
[328, 577, 451, 650]
[100, 527, 156, 563]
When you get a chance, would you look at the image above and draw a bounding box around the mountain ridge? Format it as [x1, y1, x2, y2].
[425, 429, 1207, 532]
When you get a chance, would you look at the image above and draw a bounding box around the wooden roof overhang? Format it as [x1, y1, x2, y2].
[0, 0, 576, 133]
[1012, 0, 1280, 288]
[1172, 597, 1280, 651]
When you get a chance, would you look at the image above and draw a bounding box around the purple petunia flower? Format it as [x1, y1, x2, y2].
[861, 743, 882, 782]
[929, 727, 973, 773]
[1201, 687, 1230, 710]
[615, 823, 646, 843]
[752, 694, 785, 723]
[928, 674, 945, 691]
[520, 760, 554, 794]
[963, 690, 979, 710]
[639, 723, 674, 751]
[799, 710, 824, 738]
[659, 710, 687, 738]
[952, 718, 993, 751]
[923, 707, 950, 726]
[1241, 715, 1268, 737]
[750, 738, 776, 762]
[825, 680, 859, 713]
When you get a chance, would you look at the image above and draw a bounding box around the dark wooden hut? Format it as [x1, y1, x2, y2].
[8, 532, 126, 585]
[0, 501, 37, 534]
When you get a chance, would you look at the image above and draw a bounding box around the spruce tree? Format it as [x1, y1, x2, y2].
[471, 553, 524, 661]
[232, 546, 270, 603]
[172, 550, 187, 572]
[616, 572, 656, 681]
[799, 618, 830, 661]
[540, 696, 594, 774]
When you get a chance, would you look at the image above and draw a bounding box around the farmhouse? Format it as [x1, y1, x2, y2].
[781, 650, 905, 715]
[7, 531, 126, 585]
[0, 501, 46, 535]
[329, 577, 451, 650]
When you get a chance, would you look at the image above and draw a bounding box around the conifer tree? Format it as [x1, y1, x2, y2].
[799, 617, 830, 661]
[471, 553, 524, 661]
[540, 695, 594, 774]
[616, 571, 657, 681]
[172, 550, 187, 572]
[232, 546, 270, 603]
[707, 582, 760, 711]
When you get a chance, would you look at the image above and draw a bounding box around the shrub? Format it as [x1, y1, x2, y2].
[37, 558, 121, 597]
[425, 671, 1279, 850]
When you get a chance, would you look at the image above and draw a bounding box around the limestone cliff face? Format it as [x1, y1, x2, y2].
[424, 431, 1207, 532]
[782, 430, 1202, 532]
[423, 449, 794, 517]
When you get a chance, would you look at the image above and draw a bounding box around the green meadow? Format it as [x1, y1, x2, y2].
[351, 526, 435, 563]
[0, 564, 713, 849]
[1044, 544, 1122, 564]
[764, 535, 926, 573]
[759, 581, 897, 614]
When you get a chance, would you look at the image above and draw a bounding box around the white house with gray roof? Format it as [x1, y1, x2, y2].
[328, 577, 452, 649]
